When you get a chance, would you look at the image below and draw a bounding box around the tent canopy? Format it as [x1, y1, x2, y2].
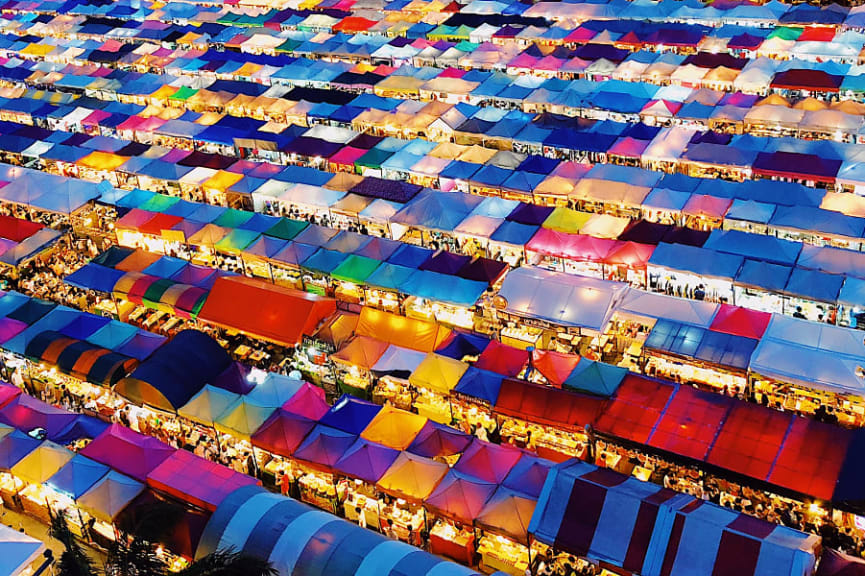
[198, 276, 336, 347]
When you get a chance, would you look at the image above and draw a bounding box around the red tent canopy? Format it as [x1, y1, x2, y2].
[0, 214, 43, 242]
[768, 416, 851, 501]
[531, 350, 581, 387]
[198, 276, 336, 347]
[594, 375, 675, 445]
[454, 439, 521, 484]
[681, 194, 733, 219]
[817, 548, 865, 576]
[136, 213, 184, 237]
[647, 385, 734, 461]
[475, 340, 528, 377]
[146, 449, 259, 512]
[495, 378, 606, 433]
[605, 241, 655, 268]
[709, 304, 771, 339]
[333, 16, 376, 33]
[705, 402, 790, 482]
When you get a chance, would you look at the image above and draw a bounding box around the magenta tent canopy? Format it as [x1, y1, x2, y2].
[454, 439, 521, 484]
[334, 438, 399, 484]
[407, 420, 472, 459]
[281, 382, 329, 420]
[426, 469, 497, 526]
[0, 383, 21, 411]
[81, 423, 175, 481]
[146, 450, 259, 512]
[292, 425, 357, 473]
[250, 410, 316, 458]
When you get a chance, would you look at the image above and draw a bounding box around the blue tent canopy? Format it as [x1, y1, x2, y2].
[563, 359, 628, 397]
[724, 200, 776, 224]
[387, 244, 433, 268]
[365, 263, 416, 291]
[702, 229, 801, 266]
[453, 367, 503, 404]
[645, 320, 705, 359]
[437, 333, 491, 360]
[142, 256, 188, 279]
[115, 330, 231, 411]
[649, 243, 743, 281]
[693, 330, 757, 370]
[735, 259, 792, 292]
[196, 484, 482, 575]
[784, 268, 844, 303]
[46, 453, 109, 499]
[85, 321, 138, 351]
[319, 395, 381, 435]
[400, 271, 486, 307]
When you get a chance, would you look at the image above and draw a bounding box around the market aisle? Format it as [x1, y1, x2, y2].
[0, 505, 106, 568]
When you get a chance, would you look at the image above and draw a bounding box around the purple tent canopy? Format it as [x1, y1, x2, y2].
[334, 438, 399, 483]
[502, 454, 553, 499]
[618, 221, 673, 245]
[426, 469, 496, 526]
[81, 423, 175, 481]
[0, 430, 41, 470]
[282, 137, 342, 158]
[115, 331, 166, 360]
[0, 395, 77, 440]
[457, 257, 508, 285]
[0, 317, 27, 344]
[350, 176, 421, 203]
[211, 361, 254, 394]
[727, 33, 764, 50]
[419, 251, 471, 275]
[407, 421, 472, 459]
[507, 203, 553, 225]
[353, 237, 401, 261]
[292, 425, 356, 472]
[753, 151, 841, 183]
[251, 410, 316, 458]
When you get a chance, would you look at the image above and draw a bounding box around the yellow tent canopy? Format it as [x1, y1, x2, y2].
[376, 452, 448, 502]
[408, 353, 469, 395]
[361, 405, 427, 450]
[77, 151, 129, 172]
[202, 171, 244, 192]
[12, 441, 73, 484]
[149, 84, 179, 101]
[542, 207, 592, 234]
[535, 176, 576, 198]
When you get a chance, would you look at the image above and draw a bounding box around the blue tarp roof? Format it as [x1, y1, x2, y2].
[649, 242, 743, 281]
[784, 268, 844, 303]
[46, 453, 109, 499]
[318, 394, 381, 435]
[702, 229, 801, 266]
[119, 330, 230, 410]
[64, 263, 124, 293]
[453, 367, 503, 404]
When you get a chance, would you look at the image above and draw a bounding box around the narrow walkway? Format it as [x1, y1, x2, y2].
[0, 505, 107, 568]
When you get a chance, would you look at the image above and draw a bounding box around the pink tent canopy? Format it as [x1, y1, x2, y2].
[146, 449, 259, 512]
[81, 423, 175, 481]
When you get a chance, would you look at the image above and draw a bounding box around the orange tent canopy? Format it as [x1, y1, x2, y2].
[355, 307, 450, 352]
[331, 336, 389, 369]
[198, 276, 336, 347]
[376, 452, 448, 502]
[361, 405, 427, 450]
